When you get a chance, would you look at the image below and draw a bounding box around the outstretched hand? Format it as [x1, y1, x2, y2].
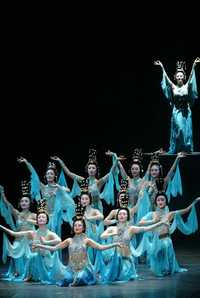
[154, 60, 163, 67]
[194, 57, 200, 65]
[195, 197, 200, 203]
[105, 150, 115, 156]
[17, 157, 27, 163]
[177, 152, 186, 158]
[50, 156, 60, 161]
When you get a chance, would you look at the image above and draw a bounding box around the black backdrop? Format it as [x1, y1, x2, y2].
[0, 33, 200, 256]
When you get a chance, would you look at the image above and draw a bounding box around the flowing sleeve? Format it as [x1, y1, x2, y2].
[100, 172, 115, 206]
[166, 164, 182, 202]
[30, 165, 41, 201]
[0, 193, 16, 230]
[112, 155, 120, 192]
[52, 187, 76, 232]
[2, 234, 31, 264]
[161, 71, 173, 105]
[170, 204, 198, 235]
[136, 190, 152, 223]
[188, 69, 198, 106]
[70, 178, 81, 198]
[58, 169, 69, 188]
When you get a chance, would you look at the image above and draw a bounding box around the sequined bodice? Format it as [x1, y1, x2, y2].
[128, 178, 142, 206]
[32, 228, 50, 256]
[114, 224, 131, 257]
[16, 212, 35, 232]
[172, 85, 190, 110]
[154, 207, 170, 234]
[68, 234, 88, 272]
[41, 184, 58, 215]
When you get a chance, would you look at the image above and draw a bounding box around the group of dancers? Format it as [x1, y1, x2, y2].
[0, 147, 199, 287]
[0, 57, 200, 287]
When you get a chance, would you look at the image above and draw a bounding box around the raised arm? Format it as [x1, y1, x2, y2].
[164, 152, 185, 186]
[85, 209, 104, 222]
[104, 209, 118, 226]
[129, 219, 167, 235]
[0, 185, 19, 218]
[138, 212, 160, 226]
[154, 60, 174, 87]
[100, 226, 118, 239]
[40, 232, 61, 246]
[187, 57, 200, 84]
[32, 238, 71, 251]
[168, 197, 200, 221]
[17, 157, 43, 187]
[51, 156, 84, 181]
[86, 237, 120, 250]
[0, 224, 33, 238]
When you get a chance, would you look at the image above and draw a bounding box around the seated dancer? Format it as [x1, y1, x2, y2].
[17, 157, 75, 235]
[0, 181, 36, 279]
[32, 202, 121, 287]
[139, 177, 200, 277]
[0, 200, 61, 283]
[79, 179, 104, 265]
[51, 148, 118, 212]
[100, 194, 168, 283]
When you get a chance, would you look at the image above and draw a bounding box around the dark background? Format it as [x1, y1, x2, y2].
[0, 20, 200, 256]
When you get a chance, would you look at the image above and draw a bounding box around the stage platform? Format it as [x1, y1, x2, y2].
[0, 246, 199, 298]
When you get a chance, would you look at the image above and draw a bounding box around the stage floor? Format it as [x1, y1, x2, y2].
[0, 247, 199, 298]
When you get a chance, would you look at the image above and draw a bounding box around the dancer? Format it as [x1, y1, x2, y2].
[51, 148, 117, 211]
[17, 157, 75, 234]
[154, 57, 200, 153]
[0, 200, 61, 283]
[100, 194, 168, 283]
[0, 182, 36, 279]
[31, 202, 121, 287]
[139, 178, 200, 276]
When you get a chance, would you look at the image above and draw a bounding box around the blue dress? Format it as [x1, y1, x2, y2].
[161, 70, 198, 153]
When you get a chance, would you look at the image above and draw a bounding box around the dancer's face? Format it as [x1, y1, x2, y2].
[37, 213, 48, 225]
[81, 194, 90, 207]
[46, 169, 56, 183]
[118, 209, 128, 223]
[20, 197, 30, 210]
[74, 220, 84, 234]
[175, 71, 185, 86]
[150, 165, 160, 178]
[87, 164, 97, 176]
[156, 195, 166, 209]
[131, 163, 140, 178]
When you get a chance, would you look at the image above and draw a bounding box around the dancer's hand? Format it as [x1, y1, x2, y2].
[17, 157, 27, 163]
[50, 156, 61, 162]
[195, 197, 200, 203]
[154, 60, 163, 67]
[194, 57, 200, 65]
[177, 152, 186, 158]
[105, 150, 115, 156]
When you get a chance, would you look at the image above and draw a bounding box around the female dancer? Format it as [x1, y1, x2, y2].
[154, 57, 200, 153]
[31, 204, 121, 287]
[139, 178, 200, 276]
[0, 182, 36, 279]
[17, 157, 75, 234]
[100, 195, 167, 283]
[51, 148, 117, 211]
[0, 200, 61, 283]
